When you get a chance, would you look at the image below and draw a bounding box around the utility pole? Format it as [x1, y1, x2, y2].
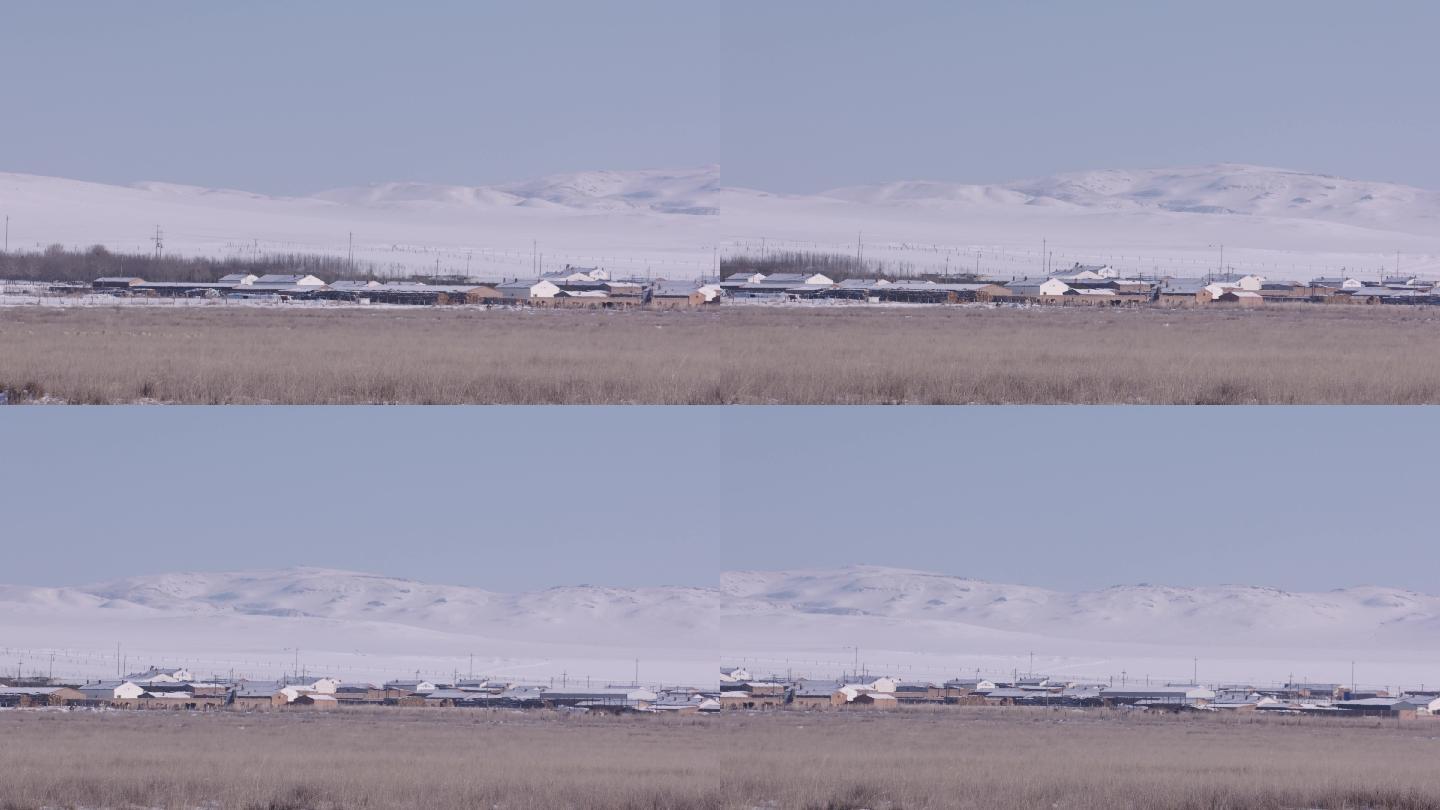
[4, 215, 8, 252]
[152, 226, 164, 260]
[348, 232, 354, 270]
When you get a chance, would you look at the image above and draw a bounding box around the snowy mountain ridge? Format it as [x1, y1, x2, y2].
[5, 565, 1437, 645]
[720, 565, 1440, 645]
[819, 164, 1440, 230]
[314, 166, 720, 215]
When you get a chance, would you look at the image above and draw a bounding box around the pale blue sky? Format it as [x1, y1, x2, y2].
[3, 2, 1437, 194]
[0, 1, 720, 195]
[2, 407, 1434, 594]
[720, 0, 1440, 192]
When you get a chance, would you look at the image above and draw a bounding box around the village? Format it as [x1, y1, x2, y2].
[719, 264, 1440, 307]
[718, 666, 1440, 720]
[17, 261, 1436, 311]
[6, 662, 1440, 722]
[0, 665, 718, 715]
[64, 265, 721, 308]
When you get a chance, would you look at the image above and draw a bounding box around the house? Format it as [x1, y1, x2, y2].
[790, 680, 846, 709]
[1333, 698, 1419, 719]
[1100, 686, 1215, 708]
[1213, 290, 1263, 306]
[1311, 276, 1363, 290]
[124, 666, 194, 684]
[846, 691, 899, 710]
[649, 281, 707, 309]
[253, 273, 325, 288]
[720, 667, 752, 684]
[327, 280, 384, 292]
[0, 686, 86, 707]
[721, 272, 766, 286]
[92, 277, 144, 290]
[892, 683, 945, 703]
[383, 679, 438, 694]
[78, 680, 146, 702]
[218, 273, 258, 286]
[719, 690, 785, 711]
[943, 678, 997, 693]
[496, 279, 561, 300]
[1155, 278, 1208, 306]
[290, 694, 339, 711]
[1398, 695, 1440, 715]
[1207, 273, 1265, 291]
[334, 683, 387, 703]
[650, 693, 709, 715]
[1050, 264, 1120, 282]
[230, 682, 290, 709]
[541, 687, 657, 709]
[760, 272, 834, 286]
[1337, 287, 1428, 305]
[542, 266, 608, 284]
[1003, 278, 1071, 299]
[1283, 683, 1342, 700]
[844, 676, 898, 693]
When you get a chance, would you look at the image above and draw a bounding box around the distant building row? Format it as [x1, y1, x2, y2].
[85, 267, 720, 308]
[720, 265, 1440, 307]
[718, 667, 1440, 719]
[0, 665, 716, 715]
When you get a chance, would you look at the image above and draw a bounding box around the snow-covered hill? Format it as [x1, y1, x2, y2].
[314, 166, 720, 216]
[5, 162, 1437, 282]
[0, 568, 716, 687]
[725, 164, 1440, 282]
[0, 167, 719, 278]
[4, 566, 1437, 688]
[722, 566, 1440, 645]
[822, 164, 1440, 229]
[720, 566, 1440, 688]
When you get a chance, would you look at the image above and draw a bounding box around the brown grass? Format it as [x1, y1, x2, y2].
[3, 303, 1440, 403]
[2, 707, 1438, 809]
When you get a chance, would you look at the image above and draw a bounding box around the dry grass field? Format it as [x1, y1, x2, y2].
[3, 707, 1440, 809]
[3, 303, 1440, 404]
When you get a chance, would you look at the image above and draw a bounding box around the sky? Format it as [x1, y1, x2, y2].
[4, 2, 1439, 195]
[720, 0, 1440, 193]
[0, 1, 720, 196]
[2, 406, 1436, 594]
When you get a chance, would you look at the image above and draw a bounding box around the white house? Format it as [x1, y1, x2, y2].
[1037, 278, 1071, 296]
[123, 666, 193, 684]
[722, 272, 766, 285]
[843, 676, 898, 693]
[253, 273, 325, 288]
[1051, 264, 1120, 281]
[720, 667, 752, 684]
[384, 679, 438, 694]
[944, 678, 998, 692]
[80, 680, 145, 701]
[695, 282, 722, 302]
[1311, 276, 1363, 290]
[218, 273, 258, 286]
[1400, 695, 1440, 715]
[761, 272, 834, 286]
[497, 279, 561, 300]
[541, 267, 603, 284]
